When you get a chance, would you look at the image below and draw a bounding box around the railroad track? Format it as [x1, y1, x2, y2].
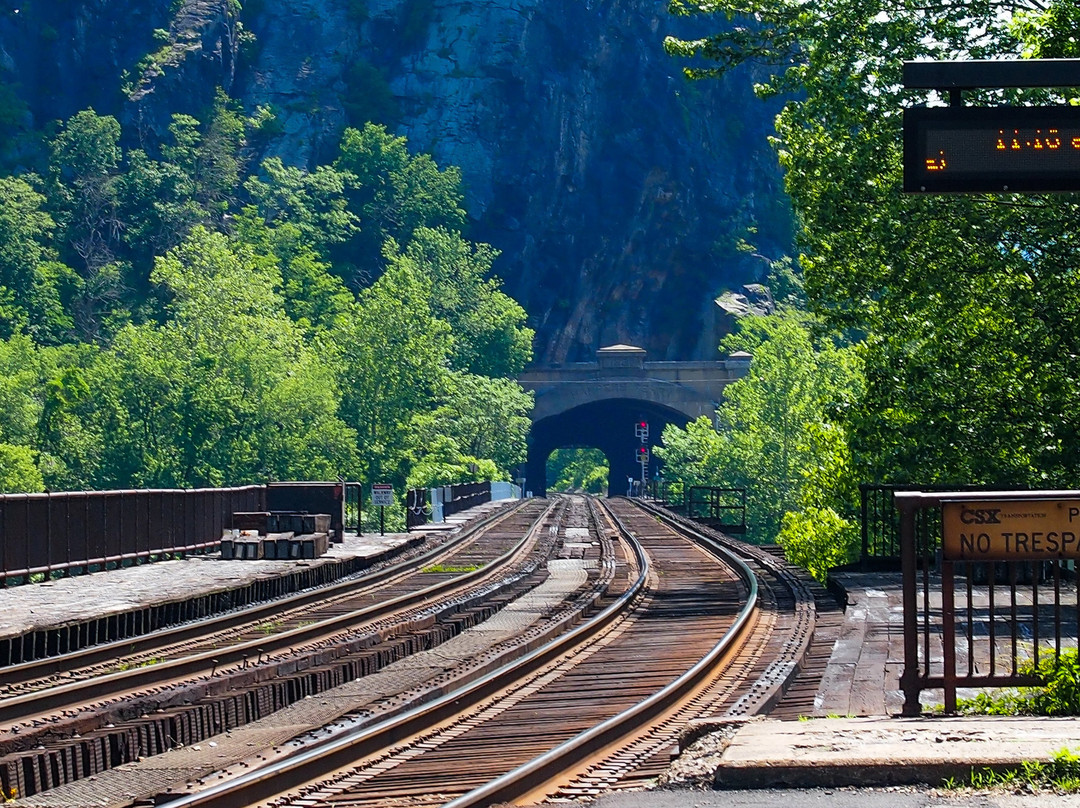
[6, 496, 825, 807]
[0, 497, 617, 803]
[136, 495, 800, 808]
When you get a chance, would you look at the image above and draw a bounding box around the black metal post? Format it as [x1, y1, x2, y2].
[899, 497, 922, 716]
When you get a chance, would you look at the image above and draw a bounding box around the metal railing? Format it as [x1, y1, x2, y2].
[860, 483, 1029, 567]
[443, 481, 491, 518]
[896, 489, 1079, 715]
[406, 482, 496, 530]
[686, 486, 746, 534]
[0, 486, 265, 585]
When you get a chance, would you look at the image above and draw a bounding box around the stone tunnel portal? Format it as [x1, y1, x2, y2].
[524, 398, 690, 497]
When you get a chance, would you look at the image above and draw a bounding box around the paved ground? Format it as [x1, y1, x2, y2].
[643, 569, 1080, 801]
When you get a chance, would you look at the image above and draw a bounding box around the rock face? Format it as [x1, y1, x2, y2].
[0, 0, 790, 364]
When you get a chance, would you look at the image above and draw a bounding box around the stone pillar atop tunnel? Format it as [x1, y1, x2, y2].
[596, 344, 647, 373]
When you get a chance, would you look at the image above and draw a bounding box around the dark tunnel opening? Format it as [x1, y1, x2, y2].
[523, 398, 690, 496]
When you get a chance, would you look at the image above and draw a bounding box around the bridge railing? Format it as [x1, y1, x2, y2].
[687, 486, 747, 534]
[406, 481, 497, 530]
[0, 486, 265, 586]
[858, 483, 1031, 568]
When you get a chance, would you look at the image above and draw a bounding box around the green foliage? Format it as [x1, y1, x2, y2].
[960, 649, 1080, 717]
[658, 310, 863, 545]
[384, 227, 534, 376]
[944, 747, 1080, 793]
[547, 448, 609, 494]
[333, 123, 466, 282]
[665, 0, 1080, 497]
[776, 506, 856, 582]
[342, 60, 399, 127]
[1012, 1, 1080, 60]
[410, 371, 533, 477]
[0, 443, 44, 493]
[406, 443, 499, 490]
[421, 563, 484, 573]
[0, 97, 529, 495]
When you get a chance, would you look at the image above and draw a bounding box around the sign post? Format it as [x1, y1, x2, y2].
[371, 483, 394, 536]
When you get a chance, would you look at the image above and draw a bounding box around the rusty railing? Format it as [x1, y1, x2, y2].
[897, 489, 1079, 715]
[0, 486, 265, 586]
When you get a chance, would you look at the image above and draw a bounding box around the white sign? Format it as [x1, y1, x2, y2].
[371, 484, 394, 507]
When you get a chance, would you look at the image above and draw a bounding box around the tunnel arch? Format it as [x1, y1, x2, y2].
[524, 398, 690, 496]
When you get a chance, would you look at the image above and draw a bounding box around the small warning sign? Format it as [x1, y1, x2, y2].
[371, 484, 394, 507]
[942, 499, 1080, 561]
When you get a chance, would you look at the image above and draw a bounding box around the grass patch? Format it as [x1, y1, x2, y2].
[943, 747, 1080, 793]
[421, 563, 485, 574]
[112, 656, 165, 673]
[959, 648, 1080, 716]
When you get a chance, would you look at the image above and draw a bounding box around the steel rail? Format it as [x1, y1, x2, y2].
[154, 497, 650, 808]
[0, 499, 556, 727]
[440, 496, 760, 808]
[0, 498, 534, 689]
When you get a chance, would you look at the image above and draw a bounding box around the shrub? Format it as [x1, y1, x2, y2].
[776, 505, 857, 582]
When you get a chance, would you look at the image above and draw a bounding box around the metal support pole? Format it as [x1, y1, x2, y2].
[900, 500, 922, 716]
[941, 560, 957, 713]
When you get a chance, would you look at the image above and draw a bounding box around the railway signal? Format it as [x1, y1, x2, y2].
[637, 445, 649, 464]
[635, 420, 649, 440]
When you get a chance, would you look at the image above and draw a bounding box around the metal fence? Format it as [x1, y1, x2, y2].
[443, 481, 491, 518]
[646, 479, 683, 509]
[0, 486, 265, 585]
[860, 483, 1029, 566]
[896, 489, 1079, 715]
[686, 486, 747, 534]
[405, 481, 495, 530]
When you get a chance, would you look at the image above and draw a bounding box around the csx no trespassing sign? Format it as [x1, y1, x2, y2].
[942, 499, 1080, 560]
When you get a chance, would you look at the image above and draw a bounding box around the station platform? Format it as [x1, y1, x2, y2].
[0, 500, 514, 650]
[678, 570, 1080, 793]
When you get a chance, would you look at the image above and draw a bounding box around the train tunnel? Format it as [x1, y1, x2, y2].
[523, 398, 690, 496]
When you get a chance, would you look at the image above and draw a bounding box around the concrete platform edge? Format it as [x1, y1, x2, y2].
[709, 716, 1080, 790]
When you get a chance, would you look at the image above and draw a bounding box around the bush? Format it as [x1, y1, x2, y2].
[776, 505, 857, 582]
[961, 649, 1080, 716]
[0, 443, 44, 493]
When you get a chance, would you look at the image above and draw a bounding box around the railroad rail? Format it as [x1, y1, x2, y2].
[4, 495, 827, 807]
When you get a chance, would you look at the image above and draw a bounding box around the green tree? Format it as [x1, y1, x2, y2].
[87, 226, 357, 488]
[47, 109, 126, 340]
[384, 227, 534, 376]
[243, 157, 359, 251]
[547, 448, 609, 494]
[665, 0, 1080, 492]
[0, 176, 74, 342]
[332, 123, 466, 282]
[409, 371, 533, 477]
[335, 260, 452, 487]
[657, 311, 863, 543]
[0, 443, 44, 493]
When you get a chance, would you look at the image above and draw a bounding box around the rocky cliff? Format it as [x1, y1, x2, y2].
[0, 0, 790, 363]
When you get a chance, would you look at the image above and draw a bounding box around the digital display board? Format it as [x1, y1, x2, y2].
[903, 105, 1080, 193]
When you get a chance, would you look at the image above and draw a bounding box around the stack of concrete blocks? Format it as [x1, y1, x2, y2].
[221, 512, 331, 560]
